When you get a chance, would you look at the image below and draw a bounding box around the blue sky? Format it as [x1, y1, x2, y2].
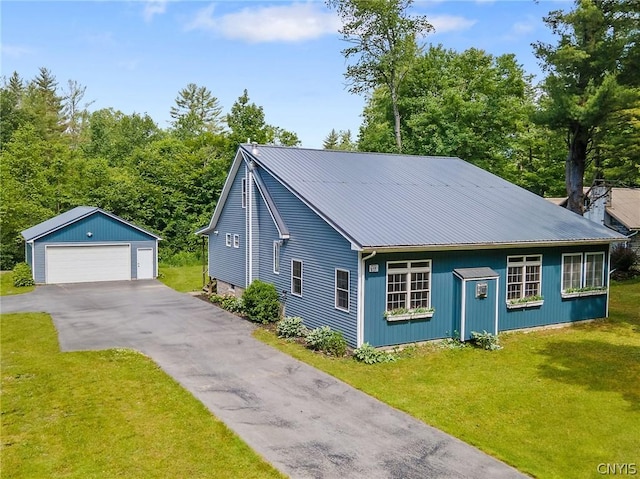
[2, 1, 567, 148]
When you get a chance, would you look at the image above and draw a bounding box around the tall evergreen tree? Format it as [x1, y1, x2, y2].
[170, 83, 223, 137]
[534, 0, 640, 213]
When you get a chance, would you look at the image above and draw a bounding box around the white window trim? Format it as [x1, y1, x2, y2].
[584, 252, 605, 288]
[291, 259, 303, 297]
[225, 233, 232, 247]
[233, 234, 240, 248]
[385, 260, 432, 311]
[561, 253, 583, 292]
[241, 177, 247, 209]
[273, 241, 280, 275]
[335, 268, 350, 312]
[506, 254, 543, 302]
[561, 251, 607, 297]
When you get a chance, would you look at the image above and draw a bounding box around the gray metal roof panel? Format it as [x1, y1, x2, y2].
[22, 206, 161, 241]
[454, 267, 499, 279]
[240, 145, 625, 248]
[21, 206, 99, 241]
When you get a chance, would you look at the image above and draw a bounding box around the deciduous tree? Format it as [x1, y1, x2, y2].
[327, 0, 432, 152]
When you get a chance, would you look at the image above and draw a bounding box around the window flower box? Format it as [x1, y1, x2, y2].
[506, 296, 544, 310]
[561, 287, 607, 299]
[384, 307, 434, 322]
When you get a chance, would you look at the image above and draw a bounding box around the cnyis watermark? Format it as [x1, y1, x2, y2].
[597, 463, 638, 475]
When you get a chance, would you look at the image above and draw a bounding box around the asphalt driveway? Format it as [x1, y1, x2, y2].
[1, 281, 526, 478]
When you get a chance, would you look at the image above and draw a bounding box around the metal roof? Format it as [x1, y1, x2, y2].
[237, 144, 625, 249]
[22, 206, 161, 242]
[453, 267, 499, 280]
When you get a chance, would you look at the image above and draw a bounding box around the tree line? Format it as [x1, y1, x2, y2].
[0, 72, 299, 269]
[2, 0, 638, 270]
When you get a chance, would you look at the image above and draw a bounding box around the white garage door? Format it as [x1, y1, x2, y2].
[46, 245, 131, 284]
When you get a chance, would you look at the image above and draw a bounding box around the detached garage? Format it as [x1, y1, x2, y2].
[22, 206, 160, 284]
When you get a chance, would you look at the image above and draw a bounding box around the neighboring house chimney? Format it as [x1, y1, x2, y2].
[584, 180, 610, 226]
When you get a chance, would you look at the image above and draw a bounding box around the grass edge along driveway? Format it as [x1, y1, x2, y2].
[1, 312, 285, 479]
[256, 278, 640, 479]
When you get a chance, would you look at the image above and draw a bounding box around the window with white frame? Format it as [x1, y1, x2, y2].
[386, 261, 431, 311]
[585, 252, 605, 288]
[273, 241, 280, 274]
[335, 269, 350, 311]
[562, 253, 582, 291]
[563, 252, 605, 291]
[291, 260, 303, 296]
[225, 233, 232, 247]
[507, 255, 542, 300]
[241, 177, 247, 209]
[233, 234, 240, 248]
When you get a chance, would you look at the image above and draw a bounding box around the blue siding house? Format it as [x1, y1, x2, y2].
[198, 145, 624, 347]
[22, 206, 160, 284]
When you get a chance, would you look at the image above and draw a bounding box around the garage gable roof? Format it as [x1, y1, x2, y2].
[21, 206, 161, 242]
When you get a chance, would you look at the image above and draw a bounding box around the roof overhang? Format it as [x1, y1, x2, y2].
[23, 208, 161, 242]
[359, 238, 626, 254]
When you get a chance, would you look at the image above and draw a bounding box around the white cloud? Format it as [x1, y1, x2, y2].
[186, 2, 340, 43]
[1, 43, 33, 58]
[429, 15, 477, 34]
[510, 18, 536, 36]
[143, 0, 168, 22]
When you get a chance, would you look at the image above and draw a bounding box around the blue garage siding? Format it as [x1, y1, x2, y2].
[41, 213, 155, 242]
[259, 169, 360, 346]
[209, 165, 247, 288]
[364, 245, 609, 347]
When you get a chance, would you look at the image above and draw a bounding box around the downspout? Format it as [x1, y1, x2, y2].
[606, 242, 612, 318]
[357, 250, 377, 347]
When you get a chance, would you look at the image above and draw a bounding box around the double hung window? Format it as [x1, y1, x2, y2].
[386, 261, 431, 311]
[291, 260, 303, 296]
[335, 269, 350, 312]
[507, 255, 542, 300]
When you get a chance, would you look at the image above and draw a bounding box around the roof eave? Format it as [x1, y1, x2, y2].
[360, 238, 626, 254]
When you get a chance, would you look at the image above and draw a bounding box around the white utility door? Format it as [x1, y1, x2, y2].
[136, 248, 154, 279]
[46, 245, 131, 284]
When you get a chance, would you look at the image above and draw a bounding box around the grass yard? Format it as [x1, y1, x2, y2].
[158, 263, 204, 292]
[1, 313, 285, 479]
[256, 278, 640, 479]
[0, 271, 35, 296]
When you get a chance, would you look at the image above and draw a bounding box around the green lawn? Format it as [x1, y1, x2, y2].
[256, 278, 640, 479]
[1, 313, 285, 479]
[158, 264, 204, 292]
[0, 271, 35, 296]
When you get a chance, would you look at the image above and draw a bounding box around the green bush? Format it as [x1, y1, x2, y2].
[242, 280, 281, 324]
[276, 316, 308, 339]
[12, 263, 34, 287]
[353, 343, 397, 364]
[611, 244, 638, 272]
[305, 326, 347, 357]
[210, 294, 244, 314]
[470, 330, 502, 351]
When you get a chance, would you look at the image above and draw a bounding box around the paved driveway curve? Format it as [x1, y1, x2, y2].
[1, 281, 526, 478]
